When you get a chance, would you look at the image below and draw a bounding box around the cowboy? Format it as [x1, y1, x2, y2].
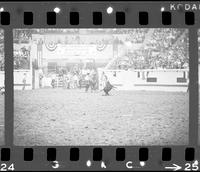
[103, 79, 115, 96]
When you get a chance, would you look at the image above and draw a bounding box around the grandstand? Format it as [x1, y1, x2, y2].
[13, 29, 188, 69]
[13, 29, 189, 91]
[106, 28, 188, 69]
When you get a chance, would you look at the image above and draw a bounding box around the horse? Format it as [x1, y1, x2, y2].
[102, 81, 116, 96]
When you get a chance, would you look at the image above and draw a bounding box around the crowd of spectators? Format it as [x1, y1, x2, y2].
[13, 29, 189, 70]
[121, 29, 189, 70]
[14, 46, 30, 69]
[146, 29, 185, 49]
[125, 29, 148, 43]
[14, 29, 149, 45]
[13, 29, 32, 44]
[62, 29, 148, 44]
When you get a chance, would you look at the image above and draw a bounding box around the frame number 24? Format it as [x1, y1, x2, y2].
[0, 164, 14, 171]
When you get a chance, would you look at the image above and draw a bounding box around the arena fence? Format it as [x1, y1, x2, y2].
[98, 68, 189, 92]
[14, 69, 32, 90]
[12, 68, 189, 92]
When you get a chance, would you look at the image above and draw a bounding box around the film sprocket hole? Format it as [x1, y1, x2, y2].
[0, 1, 199, 171]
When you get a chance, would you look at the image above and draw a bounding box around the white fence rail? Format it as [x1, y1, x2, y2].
[1, 68, 191, 92]
[98, 68, 189, 92]
[14, 70, 32, 90]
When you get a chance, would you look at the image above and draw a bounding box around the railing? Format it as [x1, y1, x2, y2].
[14, 69, 32, 90]
[98, 68, 189, 92]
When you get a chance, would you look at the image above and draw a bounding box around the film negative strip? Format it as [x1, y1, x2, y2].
[0, 1, 199, 171]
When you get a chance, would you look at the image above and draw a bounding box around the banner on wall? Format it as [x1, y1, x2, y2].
[43, 44, 113, 61]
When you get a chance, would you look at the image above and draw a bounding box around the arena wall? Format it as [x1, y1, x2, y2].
[13, 68, 190, 92]
[14, 70, 32, 90]
[40, 76, 52, 87]
[98, 69, 189, 92]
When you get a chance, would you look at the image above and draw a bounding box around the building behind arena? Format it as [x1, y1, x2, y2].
[13, 29, 189, 92]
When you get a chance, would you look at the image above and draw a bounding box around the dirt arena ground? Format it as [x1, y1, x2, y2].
[0, 94, 4, 145]
[14, 88, 189, 146]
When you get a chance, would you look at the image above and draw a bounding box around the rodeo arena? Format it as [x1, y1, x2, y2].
[0, 28, 191, 145]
